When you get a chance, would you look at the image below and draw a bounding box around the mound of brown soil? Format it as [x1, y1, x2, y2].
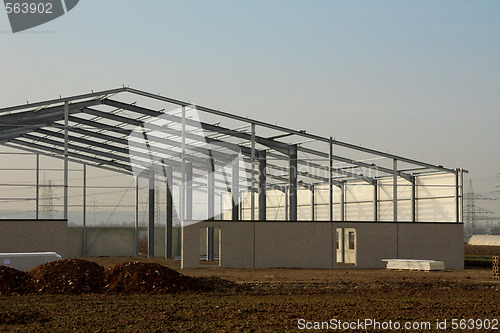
[103, 262, 199, 294]
[0, 265, 29, 295]
[28, 259, 104, 295]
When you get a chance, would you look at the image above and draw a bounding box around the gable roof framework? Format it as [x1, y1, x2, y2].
[0, 87, 459, 189]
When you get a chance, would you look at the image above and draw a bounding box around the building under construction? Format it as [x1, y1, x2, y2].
[0, 88, 465, 269]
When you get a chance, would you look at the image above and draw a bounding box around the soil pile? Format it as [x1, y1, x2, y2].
[0, 266, 29, 295]
[28, 259, 104, 294]
[1, 259, 234, 295]
[103, 262, 200, 294]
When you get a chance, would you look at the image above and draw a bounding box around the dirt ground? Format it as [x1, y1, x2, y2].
[464, 244, 500, 256]
[1, 252, 499, 332]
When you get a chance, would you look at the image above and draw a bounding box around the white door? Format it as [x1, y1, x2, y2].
[336, 228, 356, 265]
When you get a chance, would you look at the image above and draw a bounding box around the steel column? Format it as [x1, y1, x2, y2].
[36, 154, 39, 219]
[340, 181, 345, 221]
[459, 169, 464, 224]
[232, 156, 239, 221]
[180, 106, 186, 226]
[411, 176, 416, 222]
[134, 177, 139, 257]
[207, 161, 215, 261]
[289, 145, 298, 221]
[148, 169, 155, 258]
[250, 123, 256, 220]
[285, 186, 289, 221]
[258, 150, 267, 221]
[63, 101, 68, 220]
[311, 185, 315, 220]
[178, 186, 182, 256]
[220, 192, 224, 220]
[329, 137, 333, 222]
[455, 169, 460, 223]
[373, 180, 378, 222]
[165, 166, 173, 259]
[82, 164, 87, 257]
[340, 228, 345, 263]
[186, 162, 193, 221]
[393, 159, 398, 222]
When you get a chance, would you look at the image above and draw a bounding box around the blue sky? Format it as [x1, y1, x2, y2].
[1, 1, 500, 206]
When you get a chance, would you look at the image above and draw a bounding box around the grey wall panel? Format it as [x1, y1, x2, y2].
[67, 226, 181, 258]
[397, 223, 464, 269]
[0, 220, 68, 258]
[255, 222, 333, 268]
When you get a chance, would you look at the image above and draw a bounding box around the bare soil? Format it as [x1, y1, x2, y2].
[0, 246, 499, 332]
[464, 244, 500, 256]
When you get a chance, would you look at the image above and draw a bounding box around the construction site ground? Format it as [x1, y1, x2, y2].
[0, 246, 499, 332]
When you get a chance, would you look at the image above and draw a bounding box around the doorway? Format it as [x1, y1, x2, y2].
[336, 228, 356, 265]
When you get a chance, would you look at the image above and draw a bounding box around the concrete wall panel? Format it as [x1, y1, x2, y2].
[397, 223, 464, 269]
[0, 220, 67, 257]
[255, 222, 333, 268]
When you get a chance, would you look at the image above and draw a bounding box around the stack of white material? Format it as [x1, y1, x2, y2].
[0, 252, 62, 271]
[382, 259, 445, 271]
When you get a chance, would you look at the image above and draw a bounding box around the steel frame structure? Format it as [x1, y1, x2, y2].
[0, 87, 465, 258]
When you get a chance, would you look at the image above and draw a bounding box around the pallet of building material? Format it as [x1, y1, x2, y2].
[382, 259, 445, 271]
[493, 256, 499, 280]
[0, 252, 62, 271]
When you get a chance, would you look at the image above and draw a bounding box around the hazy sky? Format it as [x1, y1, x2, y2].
[1, 1, 499, 210]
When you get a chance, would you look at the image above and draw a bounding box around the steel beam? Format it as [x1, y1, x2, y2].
[0, 88, 124, 114]
[21, 133, 231, 192]
[0, 99, 103, 131]
[298, 146, 409, 182]
[79, 108, 240, 162]
[5, 141, 132, 175]
[102, 99, 290, 154]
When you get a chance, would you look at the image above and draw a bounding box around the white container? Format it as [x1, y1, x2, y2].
[0, 252, 62, 271]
